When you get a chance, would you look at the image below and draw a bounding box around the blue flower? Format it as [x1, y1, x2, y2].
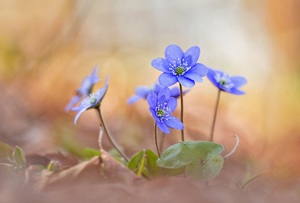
[72, 77, 109, 124]
[151, 44, 207, 88]
[128, 82, 189, 104]
[65, 67, 100, 111]
[147, 87, 184, 134]
[206, 68, 247, 95]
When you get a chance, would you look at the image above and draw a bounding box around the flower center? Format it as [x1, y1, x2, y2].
[175, 66, 185, 76]
[215, 72, 234, 90]
[88, 93, 97, 104]
[156, 109, 165, 117]
[219, 79, 227, 86]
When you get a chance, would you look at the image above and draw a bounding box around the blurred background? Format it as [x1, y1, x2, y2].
[0, 0, 299, 186]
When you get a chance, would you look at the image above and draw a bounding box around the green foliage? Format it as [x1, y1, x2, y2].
[127, 150, 145, 173]
[108, 149, 126, 164]
[57, 133, 101, 160]
[47, 160, 60, 172]
[0, 143, 27, 171]
[82, 148, 101, 159]
[0, 141, 12, 162]
[127, 149, 163, 178]
[157, 141, 224, 181]
[13, 146, 26, 169]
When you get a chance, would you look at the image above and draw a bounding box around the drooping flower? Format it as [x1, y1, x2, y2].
[65, 67, 100, 111]
[127, 82, 189, 104]
[72, 77, 109, 124]
[147, 87, 184, 134]
[206, 68, 247, 95]
[151, 44, 207, 88]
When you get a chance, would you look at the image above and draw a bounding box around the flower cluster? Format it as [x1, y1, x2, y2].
[66, 45, 247, 137]
[64, 43, 248, 181]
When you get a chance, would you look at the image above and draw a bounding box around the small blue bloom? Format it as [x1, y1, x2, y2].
[128, 82, 189, 104]
[206, 68, 247, 95]
[65, 67, 100, 111]
[151, 44, 207, 88]
[147, 87, 184, 134]
[72, 77, 109, 124]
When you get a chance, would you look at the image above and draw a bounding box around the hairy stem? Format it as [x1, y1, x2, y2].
[154, 123, 161, 157]
[96, 108, 129, 161]
[155, 123, 166, 175]
[179, 83, 185, 142]
[159, 132, 165, 153]
[210, 89, 221, 142]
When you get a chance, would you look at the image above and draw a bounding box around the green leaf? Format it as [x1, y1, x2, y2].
[145, 149, 162, 177]
[82, 147, 101, 160]
[0, 141, 12, 162]
[156, 142, 194, 168]
[157, 141, 224, 180]
[157, 141, 223, 168]
[185, 154, 224, 181]
[127, 150, 145, 173]
[13, 146, 26, 168]
[165, 168, 185, 176]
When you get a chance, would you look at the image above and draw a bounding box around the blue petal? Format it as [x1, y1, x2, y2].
[94, 76, 109, 104]
[164, 116, 184, 130]
[157, 121, 170, 134]
[170, 87, 180, 98]
[65, 95, 81, 112]
[206, 68, 220, 88]
[165, 44, 184, 63]
[184, 63, 207, 82]
[78, 77, 93, 95]
[151, 58, 172, 73]
[227, 88, 246, 95]
[231, 76, 247, 88]
[74, 106, 90, 125]
[78, 67, 100, 95]
[167, 97, 177, 112]
[178, 76, 195, 87]
[158, 87, 171, 101]
[127, 95, 142, 104]
[90, 67, 101, 83]
[159, 73, 178, 87]
[183, 46, 200, 66]
[153, 83, 163, 94]
[147, 91, 157, 109]
[135, 86, 151, 97]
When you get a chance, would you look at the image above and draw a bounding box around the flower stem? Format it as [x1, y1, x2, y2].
[96, 108, 129, 161]
[210, 89, 221, 142]
[179, 83, 185, 142]
[155, 123, 166, 175]
[159, 132, 165, 153]
[154, 123, 161, 157]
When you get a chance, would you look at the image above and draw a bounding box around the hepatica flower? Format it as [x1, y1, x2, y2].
[147, 87, 184, 134]
[206, 68, 247, 95]
[151, 44, 207, 88]
[72, 77, 109, 124]
[65, 67, 100, 111]
[128, 82, 189, 104]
